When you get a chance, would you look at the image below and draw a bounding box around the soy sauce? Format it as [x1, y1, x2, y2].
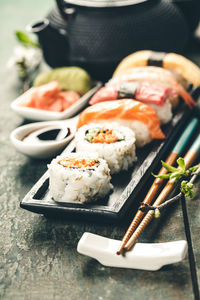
[37, 128, 70, 141]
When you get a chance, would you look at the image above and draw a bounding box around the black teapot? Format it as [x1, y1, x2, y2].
[27, 0, 200, 81]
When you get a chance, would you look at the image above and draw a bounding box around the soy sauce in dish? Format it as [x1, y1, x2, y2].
[37, 128, 70, 141]
[23, 127, 70, 144]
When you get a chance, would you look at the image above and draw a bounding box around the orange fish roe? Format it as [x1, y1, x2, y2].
[58, 158, 98, 168]
[92, 128, 119, 143]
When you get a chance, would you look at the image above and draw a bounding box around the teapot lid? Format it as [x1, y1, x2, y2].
[63, 0, 149, 7]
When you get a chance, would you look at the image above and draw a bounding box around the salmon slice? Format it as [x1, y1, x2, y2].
[77, 99, 165, 140]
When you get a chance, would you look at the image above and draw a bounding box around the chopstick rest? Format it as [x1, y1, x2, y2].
[77, 232, 188, 271]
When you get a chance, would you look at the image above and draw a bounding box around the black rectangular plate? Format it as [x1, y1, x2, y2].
[20, 106, 193, 222]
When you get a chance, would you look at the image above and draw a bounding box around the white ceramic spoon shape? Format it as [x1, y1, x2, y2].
[10, 117, 78, 159]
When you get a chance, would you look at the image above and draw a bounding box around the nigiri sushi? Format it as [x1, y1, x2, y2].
[89, 81, 175, 124]
[108, 66, 196, 109]
[113, 50, 200, 88]
[77, 99, 165, 147]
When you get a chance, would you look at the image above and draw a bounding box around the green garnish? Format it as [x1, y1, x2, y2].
[85, 127, 125, 143]
[85, 128, 101, 142]
[181, 181, 195, 198]
[15, 31, 39, 48]
[152, 157, 199, 197]
[152, 157, 198, 183]
[154, 208, 161, 218]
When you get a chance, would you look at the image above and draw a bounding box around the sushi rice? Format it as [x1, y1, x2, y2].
[48, 152, 113, 203]
[75, 124, 137, 174]
[77, 99, 165, 147]
[150, 100, 172, 124]
[78, 119, 153, 148]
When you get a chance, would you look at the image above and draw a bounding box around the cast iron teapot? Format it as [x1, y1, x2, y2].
[27, 0, 200, 81]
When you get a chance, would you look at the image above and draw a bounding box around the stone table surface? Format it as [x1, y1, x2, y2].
[0, 1, 200, 299]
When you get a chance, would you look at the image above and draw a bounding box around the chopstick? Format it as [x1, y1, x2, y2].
[117, 117, 199, 255]
[123, 132, 200, 252]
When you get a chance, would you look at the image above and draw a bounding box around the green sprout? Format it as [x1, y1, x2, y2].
[15, 31, 39, 48]
[154, 208, 161, 218]
[181, 181, 195, 198]
[152, 157, 199, 185]
[139, 159, 199, 218]
[8, 31, 42, 92]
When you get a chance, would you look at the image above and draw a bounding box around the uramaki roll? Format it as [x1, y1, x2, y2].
[48, 152, 113, 203]
[75, 123, 137, 174]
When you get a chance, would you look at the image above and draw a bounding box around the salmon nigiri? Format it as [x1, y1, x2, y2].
[77, 99, 165, 147]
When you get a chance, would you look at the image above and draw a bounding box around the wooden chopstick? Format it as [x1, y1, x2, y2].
[123, 132, 200, 252]
[117, 117, 199, 255]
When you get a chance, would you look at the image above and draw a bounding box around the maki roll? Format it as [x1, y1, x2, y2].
[75, 124, 137, 174]
[48, 153, 113, 203]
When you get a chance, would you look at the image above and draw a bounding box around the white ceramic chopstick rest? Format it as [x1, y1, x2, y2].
[77, 232, 188, 271]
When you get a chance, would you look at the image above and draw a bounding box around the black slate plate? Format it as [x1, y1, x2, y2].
[20, 106, 193, 221]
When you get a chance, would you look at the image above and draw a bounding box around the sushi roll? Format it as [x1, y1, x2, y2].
[77, 99, 165, 147]
[48, 153, 113, 203]
[75, 124, 137, 174]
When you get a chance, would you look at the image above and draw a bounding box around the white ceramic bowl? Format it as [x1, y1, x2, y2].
[11, 82, 102, 121]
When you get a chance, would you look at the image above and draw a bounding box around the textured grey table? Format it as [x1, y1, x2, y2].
[0, 1, 200, 299]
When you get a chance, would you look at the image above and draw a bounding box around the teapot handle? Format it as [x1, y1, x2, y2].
[56, 0, 76, 23]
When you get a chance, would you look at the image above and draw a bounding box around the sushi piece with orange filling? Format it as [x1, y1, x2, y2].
[75, 123, 137, 174]
[77, 99, 165, 147]
[48, 152, 113, 203]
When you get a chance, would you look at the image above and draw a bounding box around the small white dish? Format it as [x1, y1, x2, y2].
[10, 117, 78, 159]
[11, 82, 102, 121]
[77, 232, 188, 271]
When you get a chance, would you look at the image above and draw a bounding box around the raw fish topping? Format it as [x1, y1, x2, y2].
[77, 99, 165, 141]
[90, 81, 177, 106]
[109, 66, 196, 108]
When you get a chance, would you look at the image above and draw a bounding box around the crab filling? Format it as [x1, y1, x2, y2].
[58, 158, 99, 169]
[85, 127, 125, 143]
